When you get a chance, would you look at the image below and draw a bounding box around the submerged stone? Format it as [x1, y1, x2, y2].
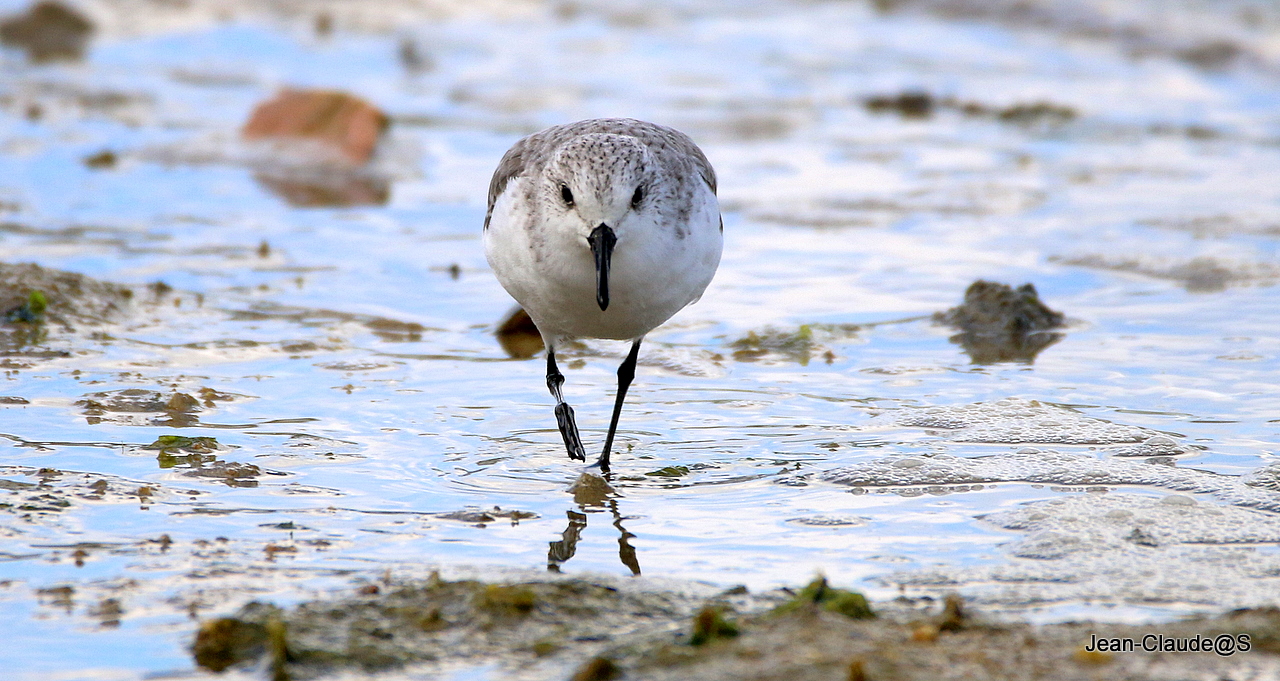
[889, 494, 1280, 610]
[729, 325, 818, 364]
[570, 657, 621, 681]
[645, 465, 690, 478]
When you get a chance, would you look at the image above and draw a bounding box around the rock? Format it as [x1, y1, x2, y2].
[241, 89, 389, 166]
[241, 89, 392, 206]
[864, 91, 934, 118]
[82, 149, 117, 169]
[933, 280, 1065, 364]
[0, 1, 93, 63]
[0, 263, 133, 352]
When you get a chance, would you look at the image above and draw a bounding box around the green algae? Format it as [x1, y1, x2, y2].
[690, 605, 739, 646]
[727, 323, 863, 365]
[145, 435, 219, 453]
[771, 576, 875, 620]
[645, 466, 690, 478]
[729, 325, 818, 364]
[192, 615, 269, 672]
[5, 290, 46, 323]
[188, 573, 1280, 680]
[475, 584, 537, 617]
[190, 575, 687, 677]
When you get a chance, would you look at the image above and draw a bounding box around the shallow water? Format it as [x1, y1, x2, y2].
[1, 0, 1279, 677]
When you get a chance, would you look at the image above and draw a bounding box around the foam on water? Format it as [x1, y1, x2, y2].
[886, 493, 1280, 610]
[895, 398, 1160, 444]
[823, 447, 1280, 512]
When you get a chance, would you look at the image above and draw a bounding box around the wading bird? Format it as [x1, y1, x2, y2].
[484, 119, 722, 471]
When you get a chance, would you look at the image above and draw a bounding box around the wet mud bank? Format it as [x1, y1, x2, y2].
[0, 262, 133, 329]
[192, 573, 1280, 681]
[0, 261, 137, 371]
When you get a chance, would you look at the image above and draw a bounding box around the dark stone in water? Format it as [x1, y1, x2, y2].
[83, 150, 117, 170]
[864, 91, 934, 119]
[0, 1, 93, 63]
[863, 89, 1077, 127]
[934, 280, 1065, 364]
[192, 614, 270, 673]
[570, 657, 621, 681]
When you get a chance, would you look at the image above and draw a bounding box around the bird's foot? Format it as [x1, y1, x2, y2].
[587, 455, 611, 474]
[555, 403, 586, 461]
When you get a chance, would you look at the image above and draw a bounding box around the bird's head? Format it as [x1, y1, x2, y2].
[543, 133, 654, 310]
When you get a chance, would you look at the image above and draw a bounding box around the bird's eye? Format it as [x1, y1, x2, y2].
[630, 186, 644, 208]
[560, 184, 575, 206]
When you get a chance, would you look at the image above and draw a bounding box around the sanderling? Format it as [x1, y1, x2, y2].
[484, 118, 722, 471]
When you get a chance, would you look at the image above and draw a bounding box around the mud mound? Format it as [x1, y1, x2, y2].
[190, 571, 1280, 680]
[0, 262, 133, 330]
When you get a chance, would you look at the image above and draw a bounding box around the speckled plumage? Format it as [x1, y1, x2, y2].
[484, 118, 717, 232]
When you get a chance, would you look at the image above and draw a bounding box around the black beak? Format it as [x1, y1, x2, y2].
[588, 223, 616, 311]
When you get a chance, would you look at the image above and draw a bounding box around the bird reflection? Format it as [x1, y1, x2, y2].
[547, 473, 640, 575]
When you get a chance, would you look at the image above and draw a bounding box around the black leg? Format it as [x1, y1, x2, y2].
[547, 348, 586, 461]
[595, 339, 641, 471]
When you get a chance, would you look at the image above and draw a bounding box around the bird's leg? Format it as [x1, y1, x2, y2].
[595, 339, 642, 472]
[547, 348, 586, 461]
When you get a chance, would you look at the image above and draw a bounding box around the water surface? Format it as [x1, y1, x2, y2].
[1, 0, 1279, 677]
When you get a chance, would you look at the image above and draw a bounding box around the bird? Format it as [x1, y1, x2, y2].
[483, 118, 722, 471]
